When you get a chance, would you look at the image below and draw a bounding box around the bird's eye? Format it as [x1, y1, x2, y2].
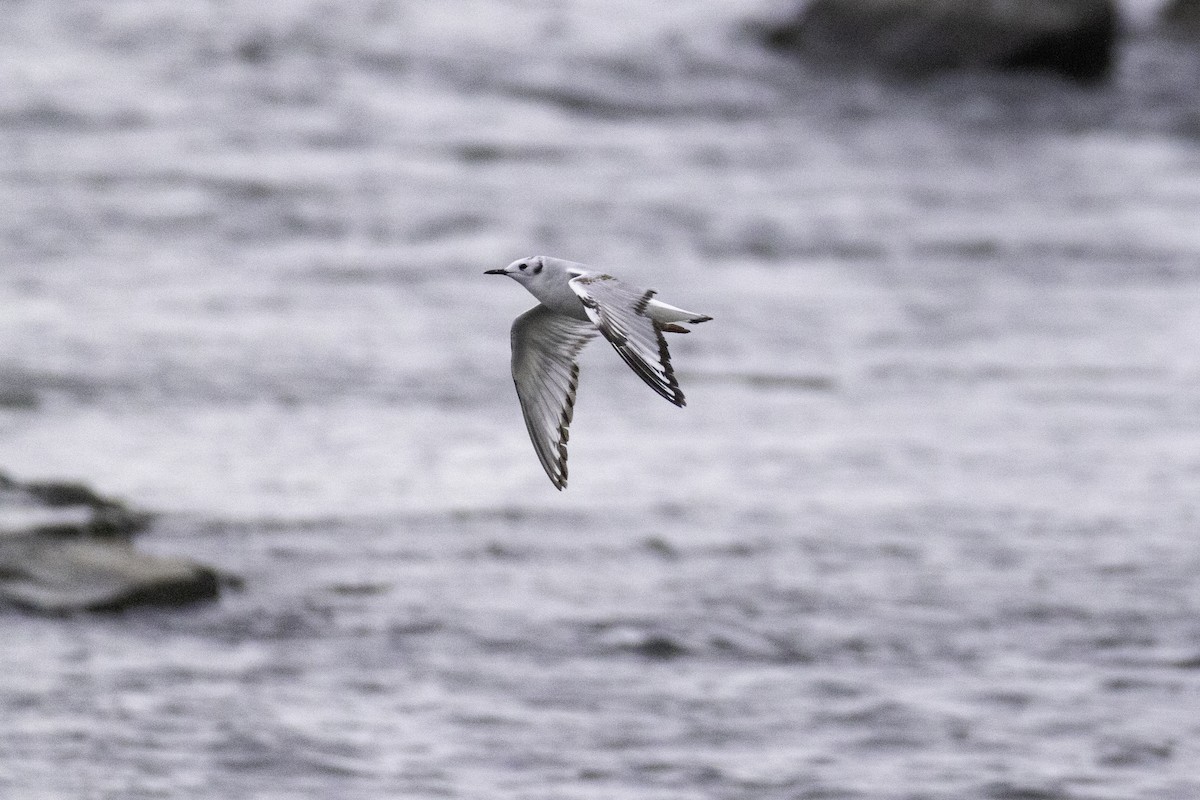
[518, 263, 527, 271]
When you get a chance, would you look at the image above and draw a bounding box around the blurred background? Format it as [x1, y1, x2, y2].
[2, 0, 1200, 797]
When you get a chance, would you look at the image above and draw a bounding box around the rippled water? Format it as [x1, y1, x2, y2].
[3, 1, 1200, 797]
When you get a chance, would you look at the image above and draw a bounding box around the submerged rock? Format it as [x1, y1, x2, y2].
[761, 0, 1119, 83]
[0, 472, 220, 614]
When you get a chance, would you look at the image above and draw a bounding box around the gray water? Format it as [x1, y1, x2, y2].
[3, 1, 1200, 797]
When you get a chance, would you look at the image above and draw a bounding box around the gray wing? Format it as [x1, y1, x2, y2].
[568, 273, 686, 407]
[511, 305, 598, 490]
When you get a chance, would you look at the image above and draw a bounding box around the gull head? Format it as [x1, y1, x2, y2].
[484, 255, 549, 284]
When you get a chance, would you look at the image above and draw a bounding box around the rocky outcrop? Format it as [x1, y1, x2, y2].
[0, 473, 220, 614]
[761, 0, 1119, 83]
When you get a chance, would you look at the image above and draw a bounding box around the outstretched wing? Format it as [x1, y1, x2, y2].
[568, 273, 686, 407]
[511, 305, 598, 490]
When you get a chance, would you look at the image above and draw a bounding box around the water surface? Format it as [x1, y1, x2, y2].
[2, 1, 1200, 797]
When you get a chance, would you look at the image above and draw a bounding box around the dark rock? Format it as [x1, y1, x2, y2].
[0, 535, 220, 613]
[0, 472, 219, 613]
[23, 480, 112, 508]
[1162, 0, 1200, 36]
[761, 0, 1119, 83]
[0, 473, 150, 538]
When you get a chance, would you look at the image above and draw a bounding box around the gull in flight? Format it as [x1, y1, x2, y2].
[486, 255, 712, 489]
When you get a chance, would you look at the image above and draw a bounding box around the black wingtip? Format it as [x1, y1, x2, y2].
[634, 289, 657, 315]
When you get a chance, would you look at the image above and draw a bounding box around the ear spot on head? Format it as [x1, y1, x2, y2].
[532, 263, 542, 274]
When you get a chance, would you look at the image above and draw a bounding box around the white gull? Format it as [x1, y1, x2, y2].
[486, 255, 712, 489]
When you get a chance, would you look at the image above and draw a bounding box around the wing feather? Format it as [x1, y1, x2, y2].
[510, 305, 597, 490]
[568, 273, 686, 407]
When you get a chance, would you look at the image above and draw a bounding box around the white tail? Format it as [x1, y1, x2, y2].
[645, 298, 713, 326]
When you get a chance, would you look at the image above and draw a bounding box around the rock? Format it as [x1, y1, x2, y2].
[1162, 0, 1200, 35]
[0, 472, 220, 613]
[21, 479, 113, 508]
[0, 535, 220, 613]
[0, 473, 151, 539]
[761, 0, 1119, 83]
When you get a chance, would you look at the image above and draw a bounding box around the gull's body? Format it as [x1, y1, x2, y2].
[486, 255, 712, 489]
